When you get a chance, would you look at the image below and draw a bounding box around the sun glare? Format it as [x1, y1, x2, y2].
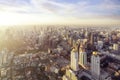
[0, 12, 20, 26]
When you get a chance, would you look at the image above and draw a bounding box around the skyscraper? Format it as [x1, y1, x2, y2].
[113, 43, 119, 51]
[91, 52, 100, 79]
[89, 32, 94, 45]
[71, 48, 79, 71]
[79, 44, 87, 68]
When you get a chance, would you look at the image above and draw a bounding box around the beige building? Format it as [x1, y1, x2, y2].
[79, 44, 87, 68]
[63, 69, 78, 80]
[113, 43, 119, 50]
[70, 48, 79, 71]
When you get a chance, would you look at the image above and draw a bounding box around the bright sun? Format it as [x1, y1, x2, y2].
[0, 12, 63, 27]
[0, 12, 29, 27]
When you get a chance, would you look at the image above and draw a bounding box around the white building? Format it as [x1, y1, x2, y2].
[63, 69, 78, 80]
[91, 52, 100, 80]
[79, 44, 87, 68]
[113, 43, 119, 51]
[71, 48, 79, 71]
[97, 41, 103, 50]
[79, 51, 87, 67]
[0, 49, 10, 66]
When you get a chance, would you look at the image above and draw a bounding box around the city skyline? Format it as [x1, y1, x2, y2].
[0, 0, 120, 26]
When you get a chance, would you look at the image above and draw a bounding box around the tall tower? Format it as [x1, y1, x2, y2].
[71, 48, 79, 71]
[89, 32, 94, 45]
[113, 43, 119, 51]
[79, 43, 87, 68]
[91, 52, 100, 79]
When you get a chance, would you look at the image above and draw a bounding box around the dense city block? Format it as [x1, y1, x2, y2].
[0, 25, 120, 80]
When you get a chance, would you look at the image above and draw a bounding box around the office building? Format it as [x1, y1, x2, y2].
[113, 43, 119, 51]
[79, 44, 87, 68]
[71, 48, 79, 71]
[91, 52, 100, 80]
[97, 41, 103, 50]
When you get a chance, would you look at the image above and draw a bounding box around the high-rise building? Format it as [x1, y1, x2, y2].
[79, 44, 87, 68]
[91, 52, 100, 79]
[0, 52, 3, 66]
[113, 43, 119, 51]
[62, 48, 79, 80]
[89, 32, 94, 45]
[69, 37, 73, 46]
[97, 41, 103, 50]
[71, 48, 79, 71]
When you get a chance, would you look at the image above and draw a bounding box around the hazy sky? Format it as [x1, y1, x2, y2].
[0, 0, 120, 26]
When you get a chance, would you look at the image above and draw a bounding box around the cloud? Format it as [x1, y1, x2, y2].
[0, 0, 120, 25]
[0, 0, 120, 17]
[30, 0, 120, 18]
[0, 0, 30, 6]
[30, 0, 74, 15]
[0, 4, 30, 13]
[0, 0, 31, 13]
